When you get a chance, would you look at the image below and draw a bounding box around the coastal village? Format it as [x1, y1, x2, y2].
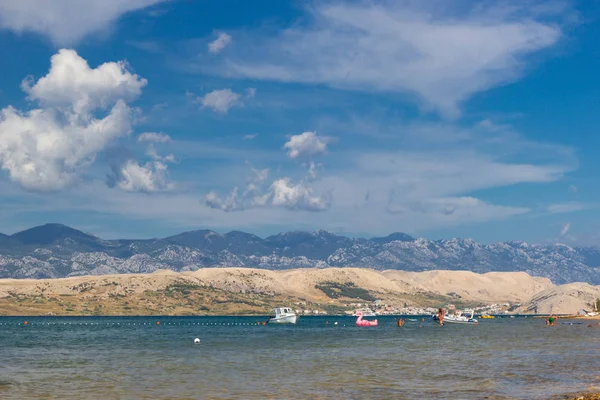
[293, 299, 522, 317]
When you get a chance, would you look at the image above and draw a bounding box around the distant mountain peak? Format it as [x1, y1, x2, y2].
[10, 223, 96, 246]
[1, 223, 599, 284]
[371, 232, 415, 243]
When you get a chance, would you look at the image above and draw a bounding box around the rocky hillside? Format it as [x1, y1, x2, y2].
[516, 283, 600, 314]
[1, 223, 599, 284]
[0, 268, 554, 316]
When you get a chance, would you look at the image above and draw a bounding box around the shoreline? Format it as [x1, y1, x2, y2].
[0, 313, 596, 319]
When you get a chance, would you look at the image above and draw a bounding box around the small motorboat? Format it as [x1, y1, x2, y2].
[267, 307, 298, 324]
[353, 308, 376, 317]
[443, 309, 478, 325]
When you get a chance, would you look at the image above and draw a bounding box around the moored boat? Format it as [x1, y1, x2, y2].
[353, 308, 376, 317]
[267, 307, 298, 324]
[444, 309, 478, 325]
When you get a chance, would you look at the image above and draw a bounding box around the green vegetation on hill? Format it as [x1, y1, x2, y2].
[315, 281, 376, 301]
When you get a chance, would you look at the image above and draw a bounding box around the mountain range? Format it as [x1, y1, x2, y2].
[0, 223, 599, 284]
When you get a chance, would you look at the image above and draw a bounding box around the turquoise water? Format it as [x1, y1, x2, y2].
[0, 316, 598, 399]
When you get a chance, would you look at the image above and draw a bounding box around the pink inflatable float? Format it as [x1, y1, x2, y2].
[355, 311, 378, 327]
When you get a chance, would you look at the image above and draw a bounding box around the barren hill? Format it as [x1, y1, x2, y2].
[0, 267, 567, 316]
[517, 283, 600, 314]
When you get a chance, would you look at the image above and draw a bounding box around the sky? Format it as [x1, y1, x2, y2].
[0, 0, 599, 244]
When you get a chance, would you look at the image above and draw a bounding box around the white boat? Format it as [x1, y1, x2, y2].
[268, 307, 298, 324]
[443, 309, 478, 325]
[353, 308, 376, 317]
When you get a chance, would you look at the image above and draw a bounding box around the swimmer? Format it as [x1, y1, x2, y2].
[438, 308, 445, 326]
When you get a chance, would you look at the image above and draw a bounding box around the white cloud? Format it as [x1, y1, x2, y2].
[387, 196, 528, 223]
[208, 32, 232, 54]
[547, 202, 587, 214]
[270, 178, 330, 211]
[116, 159, 173, 193]
[243, 134, 258, 140]
[138, 132, 171, 143]
[203, 164, 330, 213]
[559, 222, 571, 239]
[199, 89, 241, 113]
[0, 0, 167, 46]
[283, 131, 331, 159]
[569, 184, 578, 193]
[0, 49, 146, 191]
[199, 116, 573, 231]
[107, 142, 175, 193]
[199, 1, 563, 117]
[307, 161, 321, 180]
[246, 88, 256, 98]
[146, 144, 175, 163]
[202, 166, 269, 212]
[22, 49, 146, 115]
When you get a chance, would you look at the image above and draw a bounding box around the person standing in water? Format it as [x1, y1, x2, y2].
[438, 308, 445, 326]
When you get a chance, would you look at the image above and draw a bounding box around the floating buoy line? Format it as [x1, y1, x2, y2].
[0, 321, 284, 327]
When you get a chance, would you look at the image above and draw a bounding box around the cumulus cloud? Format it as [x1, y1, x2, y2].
[203, 165, 329, 213]
[203, 166, 269, 211]
[114, 159, 173, 193]
[208, 32, 232, 54]
[138, 132, 171, 143]
[192, 113, 575, 233]
[0, 49, 146, 191]
[199, 89, 241, 113]
[270, 178, 330, 211]
[107, 142, 175, 193]
[283, 131, 331, 159]
[0, 0, 167, 46]
[198, 1, 564, 117]
[21, 49, 146, 114]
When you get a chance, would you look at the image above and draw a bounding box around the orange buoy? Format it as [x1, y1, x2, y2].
[156, 321, 160, 325]
[23, 321, 28, 325]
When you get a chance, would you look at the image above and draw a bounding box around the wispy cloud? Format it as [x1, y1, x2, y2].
[0, 0, 168, 46]
[208, 32, 232, 54]
[547, 202, 589, 214]
[138, 132, 171, 143]
[559, 222, 571, 238]
[190, 1, 567, 117]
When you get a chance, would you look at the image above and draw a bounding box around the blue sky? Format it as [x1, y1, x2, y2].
[0, 0, 599, 244]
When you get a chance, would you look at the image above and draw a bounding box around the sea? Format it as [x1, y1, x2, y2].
[0, 315, 598, 400]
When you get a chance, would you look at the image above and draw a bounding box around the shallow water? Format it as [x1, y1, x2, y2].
[0, 316, 598, 399]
